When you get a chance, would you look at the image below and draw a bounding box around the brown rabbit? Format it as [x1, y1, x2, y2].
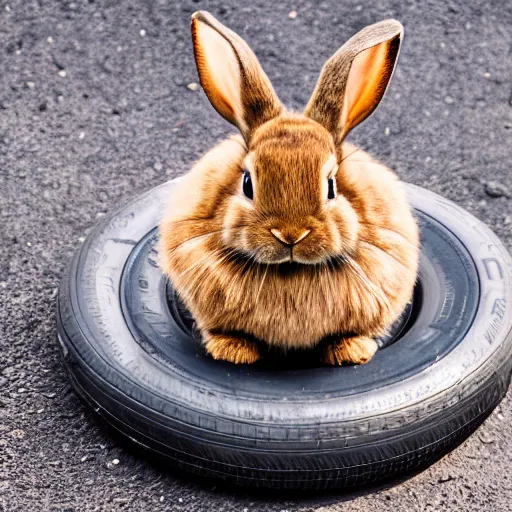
[159, 11, 419, 365]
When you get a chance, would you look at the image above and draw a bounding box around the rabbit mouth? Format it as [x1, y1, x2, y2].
[243, 250, 349, 270]
[247, 244, 338, 266]
[267, 248, 309, 265]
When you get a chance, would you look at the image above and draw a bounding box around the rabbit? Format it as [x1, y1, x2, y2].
[159, 11, 419, 366]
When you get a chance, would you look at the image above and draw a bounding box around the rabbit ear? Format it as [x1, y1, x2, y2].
[191, 11, 283, 140]
[304, 20, 403, 145]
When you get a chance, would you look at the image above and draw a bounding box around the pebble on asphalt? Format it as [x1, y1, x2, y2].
[484, 181, 510, 198]
[9, 429, 25, 439]
[478, 432, 496, 444]
[438, 474, 456, 483]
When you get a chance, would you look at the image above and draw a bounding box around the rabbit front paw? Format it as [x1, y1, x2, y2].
[321, 335, 378, 366]
[203, 331, 262, 365]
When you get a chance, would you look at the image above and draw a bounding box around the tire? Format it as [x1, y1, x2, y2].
[56, 180, 512, 490]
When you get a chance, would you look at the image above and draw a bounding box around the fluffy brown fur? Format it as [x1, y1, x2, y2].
[159, 12, 419, 365]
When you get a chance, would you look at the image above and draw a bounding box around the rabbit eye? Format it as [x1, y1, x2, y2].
[327, 177, 336, 200]
[242, 170, 254, 200]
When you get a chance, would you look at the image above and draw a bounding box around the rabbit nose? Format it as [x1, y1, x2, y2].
[270, 228, 311, 246]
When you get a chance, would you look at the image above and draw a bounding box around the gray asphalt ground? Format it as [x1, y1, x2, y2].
[1, 0, 512, 511]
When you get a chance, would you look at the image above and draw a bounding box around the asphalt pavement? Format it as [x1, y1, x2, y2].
[1, 0, 512, 511]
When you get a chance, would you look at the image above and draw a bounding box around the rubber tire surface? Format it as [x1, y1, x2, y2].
[57, 181, 512, 490]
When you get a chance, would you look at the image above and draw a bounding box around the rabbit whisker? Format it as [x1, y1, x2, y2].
[166, 230, 224, 254]
[340, 255, 391, 313]
[240, 253, 258, 286]
[359, 240, 409, 268]
[358, 222, 416, 247]
[354, 264, 391, 311]
[184, 248, 235, 292]
[321, 260, 336, 312]
[341, 159, 384, 166]
[339, 147, 361, 163]
[255, 263, 269, 303]
[167, 216, 215, 226]
[166, 224, 250, 254]
[177, 248, 223, 281]
[320, 265, 333, 313]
